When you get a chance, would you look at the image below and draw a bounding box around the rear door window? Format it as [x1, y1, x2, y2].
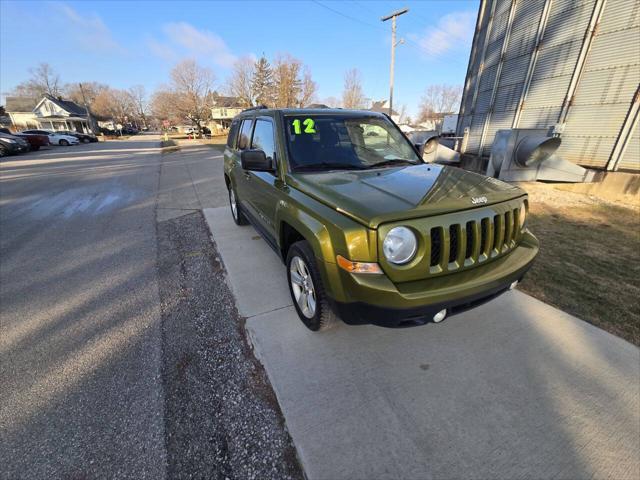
[227, 121, 240, 148]
[238, 119, 254, 150]
[251, 119, 276, 163]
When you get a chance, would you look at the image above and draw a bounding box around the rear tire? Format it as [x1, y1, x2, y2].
[32, 145, 40, 151]
[228, 183, 248, 225]
[286, 241, 339, 332]
[82, 138, 90, 143]
[0, 145, 7, 157]
[60, 139, 69, 146]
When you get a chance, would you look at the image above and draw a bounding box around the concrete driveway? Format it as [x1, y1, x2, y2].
[204, 206, 640, 480]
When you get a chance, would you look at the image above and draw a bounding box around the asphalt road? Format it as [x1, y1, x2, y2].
[0, 139, 166, 478]
[0, 139, 302, 480]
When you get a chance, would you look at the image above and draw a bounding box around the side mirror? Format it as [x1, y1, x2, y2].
[241, 149, 274, 172]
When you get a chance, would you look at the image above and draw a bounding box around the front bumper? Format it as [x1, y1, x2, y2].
[324, 231, 538, 327]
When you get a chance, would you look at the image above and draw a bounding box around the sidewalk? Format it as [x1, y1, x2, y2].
[204, 205, 640, 480]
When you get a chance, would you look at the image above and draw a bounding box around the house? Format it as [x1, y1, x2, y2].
[209, 96, 244, 134]
[368, 100, 400, 123]
[5, 94, 95, 133]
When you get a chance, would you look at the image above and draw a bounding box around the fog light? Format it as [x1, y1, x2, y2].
[433, 309, 447, 323]
[509, 280, 519, 290]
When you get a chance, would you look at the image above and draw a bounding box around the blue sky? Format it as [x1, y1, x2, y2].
[0, 0, 479, 117]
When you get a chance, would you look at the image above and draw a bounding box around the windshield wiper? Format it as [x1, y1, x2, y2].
[295, 163, 367, 171]
[367, 159, 417, 168]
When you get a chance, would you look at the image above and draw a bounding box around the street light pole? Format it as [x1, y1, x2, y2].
[382, 7, 408, 118]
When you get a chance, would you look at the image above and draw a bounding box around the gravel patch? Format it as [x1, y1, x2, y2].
[156, 211, 303, 480]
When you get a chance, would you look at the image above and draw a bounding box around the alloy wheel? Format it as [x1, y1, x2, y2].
[229, 188, 238, 220]
[289, 256, 316, 318]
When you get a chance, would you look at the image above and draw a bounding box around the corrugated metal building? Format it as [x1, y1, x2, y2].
[457, 0, 640, 172]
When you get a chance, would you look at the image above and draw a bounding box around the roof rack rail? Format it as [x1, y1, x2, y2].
[241, 105, 268, 112]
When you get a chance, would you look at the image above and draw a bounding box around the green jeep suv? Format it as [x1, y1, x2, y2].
[223, 107, 538, 331]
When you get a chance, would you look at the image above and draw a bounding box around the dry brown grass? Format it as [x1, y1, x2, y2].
[518, 182, 640, 345]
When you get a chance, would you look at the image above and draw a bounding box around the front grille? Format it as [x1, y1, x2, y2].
[430, 207, 520, 272]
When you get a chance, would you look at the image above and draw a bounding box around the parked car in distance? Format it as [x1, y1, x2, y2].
[0, 128, 50, 150]
[224, 108, 538, 331]
[0, 132, 30, 156]
[56, 130, 98, 143]
[22, 129, 80, 146]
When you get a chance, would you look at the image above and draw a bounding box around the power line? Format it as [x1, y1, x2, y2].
[310, 0, 384, 31]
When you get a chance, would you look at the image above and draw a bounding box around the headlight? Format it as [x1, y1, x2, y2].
[519, 203, 527, 230]
[0, 138, 16, 144]
[383, 226, 417, 264]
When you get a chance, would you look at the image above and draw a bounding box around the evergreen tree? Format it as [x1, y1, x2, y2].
[252, 56, 274, 107]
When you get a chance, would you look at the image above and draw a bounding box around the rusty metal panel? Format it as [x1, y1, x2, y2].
[518, 106, 562, 128]
[618, 123, 639, 171]
[484, 38, 504, 67]
[493, 83, 523, 113]
[488, 7, 510, 44]
[586, 27, 640, 69]
[558, 135, 619, 167]
[524, 74, 573, 108]
[506, 0, 546, 59]
[542, 0, 596, 48]
[498, 54, 531, 87]
[597, 0, 640, 34]
[564, 104, 634, 137]
[572, 65, 640, 106]
[558, 1, 640, 169]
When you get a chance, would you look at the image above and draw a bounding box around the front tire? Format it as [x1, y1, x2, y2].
[228, 184, 248, 225]
[286, 241, 339, 331]
[59, 139, 69, 146]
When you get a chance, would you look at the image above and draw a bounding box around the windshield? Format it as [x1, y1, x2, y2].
[285, 114, 421, 172]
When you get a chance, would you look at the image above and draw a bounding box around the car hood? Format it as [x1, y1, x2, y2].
[288, 164, 526, 228]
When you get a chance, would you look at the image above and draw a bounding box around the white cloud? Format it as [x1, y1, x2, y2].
[152, 22, 237, 68]
[56, 3, 123, 52]
[412, 11, 476, 58]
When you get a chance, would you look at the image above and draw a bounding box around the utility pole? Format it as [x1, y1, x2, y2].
[381, 7, 408, 118]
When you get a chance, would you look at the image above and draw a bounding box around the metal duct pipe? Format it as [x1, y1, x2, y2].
[515, 136, 561, 167]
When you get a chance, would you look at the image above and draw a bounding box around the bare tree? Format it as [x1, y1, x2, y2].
[226, 57, 255, 107]
[64, 82, 109, 106]
[298, 67, 317, 107]
[151, 89, 181, 126]
[128, 85, 149, 128]
[169, 59, 215, 134]
[417, 84, 462, 123]
[12, 63, 61, 98]
[342, 69, 366, 109]
[92, 88, 135, 128]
